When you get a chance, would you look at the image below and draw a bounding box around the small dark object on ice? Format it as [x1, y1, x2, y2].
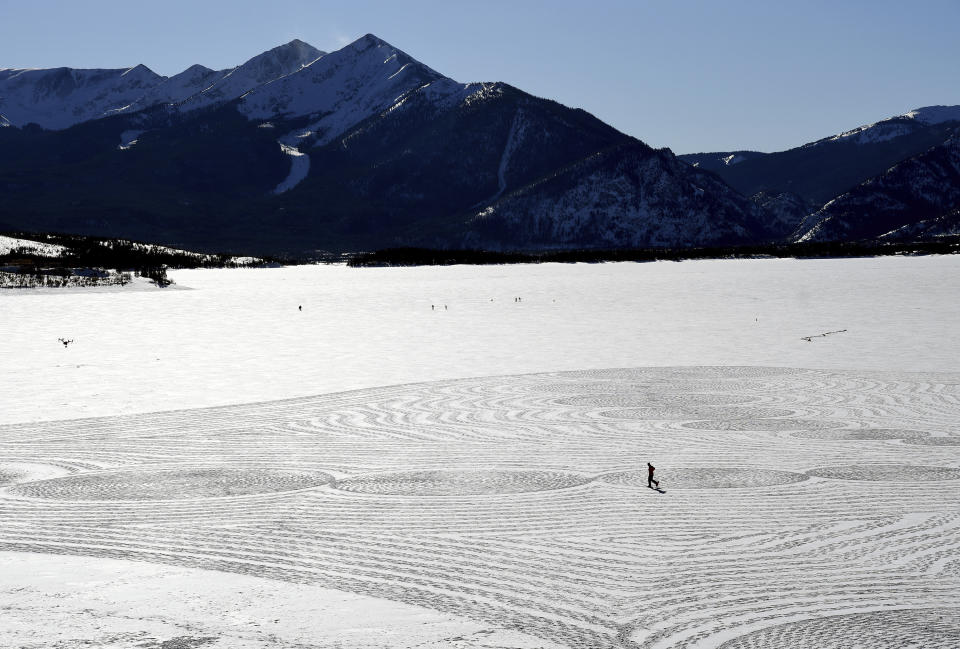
[58, 338, 73, 348]
[801, 329, 847, 342]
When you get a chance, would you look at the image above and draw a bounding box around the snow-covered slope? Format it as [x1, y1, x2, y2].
[240, 34, 461, 145]
[178, 39, 324, 112]
[810, 105, 960, 148]
[880, 208, 960, 240]
[0, 40, 325, 129]
[0, 235, 67, 257]
[0, 65, 163, 129]
[109, 64, 227, 115]
[903, 105, 960, 125]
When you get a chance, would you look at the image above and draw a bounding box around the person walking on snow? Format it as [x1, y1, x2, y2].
[647, 462, 659, 489]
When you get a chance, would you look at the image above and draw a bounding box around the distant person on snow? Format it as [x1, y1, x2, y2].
[298, 305, 302, 311]
[647, 462, 659, 489]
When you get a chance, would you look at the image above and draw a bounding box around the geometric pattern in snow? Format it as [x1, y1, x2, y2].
[904, 436, 960, 446]
[681, 418, 835, 431]
[718, 608, 960, 649]
[10, 467, 334, 500]
[335, 470, 593, 495]
[3, 366, 960, 649]
[598, 406, 794, 421]
[806, 464, 960, 482]
[599, 467, 809, 489]
[791, 428, 931, 440]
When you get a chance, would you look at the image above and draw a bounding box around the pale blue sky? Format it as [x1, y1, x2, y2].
[2, 0, 958, 153]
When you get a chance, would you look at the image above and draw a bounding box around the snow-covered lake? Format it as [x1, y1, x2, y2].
[2, 256, 958, 424]
[2, 256, 959, 648]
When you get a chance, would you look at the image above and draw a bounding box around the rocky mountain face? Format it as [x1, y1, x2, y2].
[466, 142, 775, 249]
[0, 35, 776, 254]
[795, 136, 960, 242]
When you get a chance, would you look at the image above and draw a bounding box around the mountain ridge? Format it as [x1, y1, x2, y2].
[2, 35, 957, 254]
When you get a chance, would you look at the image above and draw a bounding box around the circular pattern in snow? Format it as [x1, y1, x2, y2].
[334, 470, 593, 496]
[681, 418, 833, 432]
[599, 467, 808, 489]
[0, 463, 71, 487]
[791, 428, 931, 441]
[718, 608, 960, 649]
[806, 464, 960, 482]
[11, 467, 334, 501]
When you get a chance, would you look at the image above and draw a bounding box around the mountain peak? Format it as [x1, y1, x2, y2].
[236, 39, 325, 83]
[346, 33, 392, 53]
[121, 63, 159, 80]
[183, 63, 214, 74]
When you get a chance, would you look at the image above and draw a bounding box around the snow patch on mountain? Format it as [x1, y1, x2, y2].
[721, 154, 744, 166]
[118, 129, 145, 150]
[484, 108, 526, 203]
[273, 144, 310, 194]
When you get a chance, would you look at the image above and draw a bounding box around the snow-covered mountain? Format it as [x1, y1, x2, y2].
[795, 136, 960, 242]
[0, 64, 163, 129]
[240, 34, 464, 146]
[176, 39, 324, 112]
[0, 40, 324, 129]
[808, 105, 960, 148]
